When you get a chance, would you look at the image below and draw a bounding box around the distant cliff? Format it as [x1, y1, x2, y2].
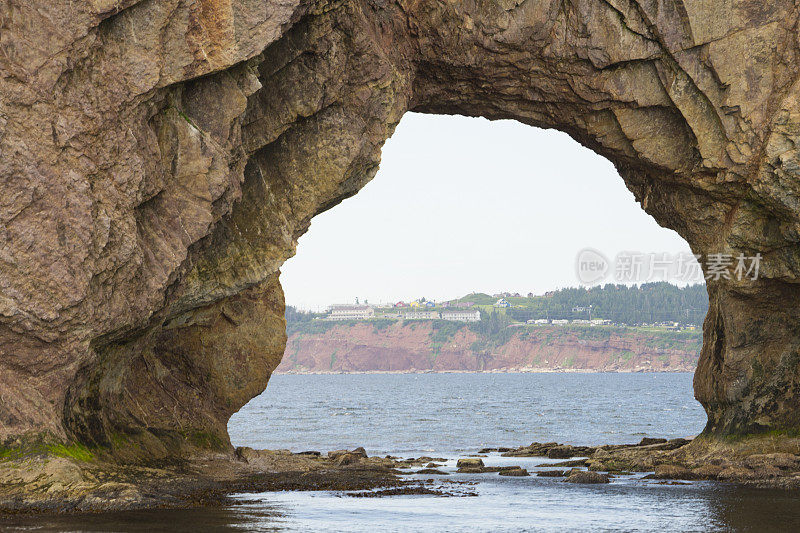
[276, 321, 701, 373]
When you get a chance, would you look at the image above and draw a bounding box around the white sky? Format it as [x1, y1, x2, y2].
[281, 113, 692, 311]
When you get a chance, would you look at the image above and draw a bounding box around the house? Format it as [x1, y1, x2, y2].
[494, 298, 510, 308]
[327, 305, 375, 321]
[572, 306, 590, 313]
[453, 301, 474, 308]
[441, 310, 481, 322]
[403, 311, 440, 320]
[551, 319, 569, 325]
[527, 319, 549, 325]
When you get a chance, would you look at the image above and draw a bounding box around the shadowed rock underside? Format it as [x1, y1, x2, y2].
[2, 0, 800, 464]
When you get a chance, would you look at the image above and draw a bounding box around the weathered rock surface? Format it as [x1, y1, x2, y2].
[0, 447, 411, 512]
[648, 464, 698, 480]
[498, 467, 529, 477]
[503, 442, 595, 458]
[585, 434, 800, 487]
[2, 0, 800, 482]
[565, 470, 610, 484]
[537, 469, 567, 478]
[456, 457, 485, 469]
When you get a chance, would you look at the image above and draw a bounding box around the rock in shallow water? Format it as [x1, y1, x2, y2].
[639, 438, 668, 446]
[537, 470, 567, 478]
[456, 458, 484, 469]
[648, 464, 698, 480]
[565, 471, 610, 484]
[499, 467, 529, 477]
[547, 446, 577, 459]
[416, 468, 449, 475]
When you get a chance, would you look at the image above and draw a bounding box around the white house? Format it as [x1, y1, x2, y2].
[403, 311, 441, 320]
[327, 305, 375, 320]
[494, 298, 510, 308]
[551, 319, 569, 325]
[527, 319, 549, 325]
[441, 310, 481, 322]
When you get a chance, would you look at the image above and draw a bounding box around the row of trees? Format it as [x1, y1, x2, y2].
[285, 306, 325, 334]
[286, 283, 708, 331]
[507, 282, 707, 325]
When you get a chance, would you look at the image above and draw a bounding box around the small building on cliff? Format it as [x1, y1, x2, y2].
[403, 311, 441, 320]
[441, 310, 481, 322]
[327, 305, 375, 320]
[527, 319, 549, 325]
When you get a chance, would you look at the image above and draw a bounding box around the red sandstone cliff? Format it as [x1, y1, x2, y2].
[277, 322, 700, 373]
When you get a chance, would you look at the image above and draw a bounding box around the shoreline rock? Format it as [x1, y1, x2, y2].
[565, 471, 610, 484]
[6, 435, 800, 514]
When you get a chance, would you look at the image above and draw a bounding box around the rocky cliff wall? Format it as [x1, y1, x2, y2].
[279, 323, 700, 373]
[2, 0, 800, 462]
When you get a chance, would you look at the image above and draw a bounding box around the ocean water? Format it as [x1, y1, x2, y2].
[229, 372, 706, 456]
[8, 373, 800, 532]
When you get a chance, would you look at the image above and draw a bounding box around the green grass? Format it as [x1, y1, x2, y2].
[47, 443, 95, 462]
[0, 441, 95, 463]
[470, 340, 487, 352]
[371, 319, 395, 332]
[453, 293, 496, 305]
[288, 319, 349, 336]
[619, 351, 635, 362]
[430, 320, 462, 344]
[719, 427, 800, 442]
[184, 430, 226, 451]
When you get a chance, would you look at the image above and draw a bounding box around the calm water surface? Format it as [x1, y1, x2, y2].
[7, 373, 800, 532]
[230, 372, 705, 455]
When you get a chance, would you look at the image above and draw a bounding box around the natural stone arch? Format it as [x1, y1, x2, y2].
[1, 0, 800, 462]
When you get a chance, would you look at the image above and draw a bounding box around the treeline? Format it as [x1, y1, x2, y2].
[508, 282, 707, 325]
[285, 306, 325, 335]
[285, 282, 709, 331]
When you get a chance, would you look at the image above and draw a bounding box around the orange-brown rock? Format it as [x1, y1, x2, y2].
[278, 322, 700, 372]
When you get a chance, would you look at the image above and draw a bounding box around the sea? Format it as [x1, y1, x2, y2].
[6, 373, 800, 532]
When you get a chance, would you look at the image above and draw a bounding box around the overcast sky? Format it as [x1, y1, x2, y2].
[281, 113, 692, 311]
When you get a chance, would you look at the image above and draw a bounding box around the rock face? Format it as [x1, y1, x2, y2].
[2, 0, 800, 461]
[279, 322, 700, 373]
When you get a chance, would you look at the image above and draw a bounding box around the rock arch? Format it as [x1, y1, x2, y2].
[1, 0, 800, 460]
